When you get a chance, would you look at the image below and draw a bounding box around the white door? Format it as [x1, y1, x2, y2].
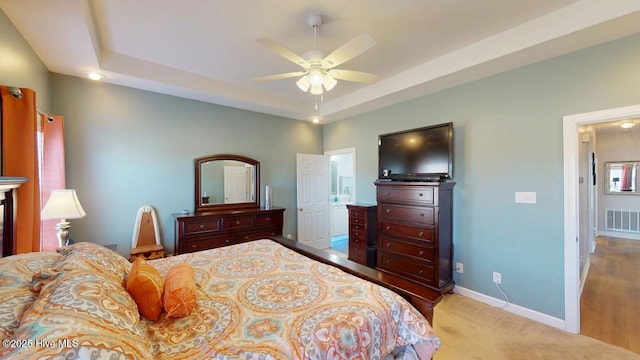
[224, 166, 248, 203]
[296, 153, 331, 249]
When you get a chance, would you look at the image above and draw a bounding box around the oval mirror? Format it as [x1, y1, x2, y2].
[195, 154, 260, 213]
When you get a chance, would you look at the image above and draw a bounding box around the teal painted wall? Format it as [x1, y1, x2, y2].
[324, 33, 640, 318]
[0, 9, 50, 111]
[50, 74, 322, 255]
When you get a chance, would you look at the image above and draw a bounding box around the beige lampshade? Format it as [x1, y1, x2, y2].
[41, 189, 87, 220]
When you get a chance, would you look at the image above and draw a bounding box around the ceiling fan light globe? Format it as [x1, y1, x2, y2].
[309, 69, 324, 86]
[296, 76, 311, 92]
[310, 85, 323, 95]
[323, 75, 337, 91]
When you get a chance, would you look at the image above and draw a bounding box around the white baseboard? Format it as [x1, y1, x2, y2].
[579, 258, 591, 297]
[453, 286, 566, 331]
[598, 230, 640, 241]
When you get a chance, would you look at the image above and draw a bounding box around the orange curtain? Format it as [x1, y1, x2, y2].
[1, 86, 40, 253]
[40, 114, 66, 251]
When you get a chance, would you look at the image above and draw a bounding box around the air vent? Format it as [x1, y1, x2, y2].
[605, 209, 640, 233]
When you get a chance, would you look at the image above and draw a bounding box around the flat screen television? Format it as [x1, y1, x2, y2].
[378, 122, 453, 181]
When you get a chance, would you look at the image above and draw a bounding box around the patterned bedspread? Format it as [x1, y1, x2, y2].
[0, 252, 61, 341]
[0, 240, 439, 359]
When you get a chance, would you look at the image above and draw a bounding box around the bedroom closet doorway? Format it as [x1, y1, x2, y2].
[563, 104, 640, 335]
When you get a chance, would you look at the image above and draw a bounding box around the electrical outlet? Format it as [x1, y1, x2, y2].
[456, 262, 464, 274]
[493, 272, 502, 284]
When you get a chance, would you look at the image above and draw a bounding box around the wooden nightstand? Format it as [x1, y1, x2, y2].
[346, 204, 377, 267]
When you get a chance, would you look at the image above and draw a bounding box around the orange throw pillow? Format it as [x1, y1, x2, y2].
[126, 258, 164, 321]
[163, 263, 197, 318]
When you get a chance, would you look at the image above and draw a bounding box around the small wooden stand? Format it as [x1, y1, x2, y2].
[130, 206, 165, 261]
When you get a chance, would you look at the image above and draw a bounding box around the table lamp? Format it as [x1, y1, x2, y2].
[41, 189, 86, 247]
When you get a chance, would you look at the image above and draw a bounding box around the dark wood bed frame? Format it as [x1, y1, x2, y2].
[269, 236, 448, 324]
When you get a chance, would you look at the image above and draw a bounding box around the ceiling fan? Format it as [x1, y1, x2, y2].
[253, 14, 379, 96]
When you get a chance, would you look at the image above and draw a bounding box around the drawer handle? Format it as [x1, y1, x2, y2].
[355, 219, 359, 223]
[386, 209, 391, 213]
[420, 213, 424, 217]
[386, 242, 391, 247]
[199, 224, 205, 229]
[265, 217, 271, 221]
[419, 269, 424, 275]
[236, 220, 241, 225]
[419, 250, 424, 256]
[386, 191, 391, 196]
[419, 231, 424, 237]
[225, 239, 230, 243]
[418, 193, 423, 197]
[386, 225, 391, 230]
[386, 259, 391, 264]
[191, 244, 197, 249]
[354, 239, 359, 243]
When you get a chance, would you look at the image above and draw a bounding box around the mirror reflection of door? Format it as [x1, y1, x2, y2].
[224, 165, 250, 203]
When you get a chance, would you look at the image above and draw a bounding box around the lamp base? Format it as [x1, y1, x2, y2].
[56, 221, 71, 248]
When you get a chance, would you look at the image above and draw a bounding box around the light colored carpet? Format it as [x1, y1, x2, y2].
[433, 294, 640, 360]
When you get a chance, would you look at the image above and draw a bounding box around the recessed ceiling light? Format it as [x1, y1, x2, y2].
[88, 72, 104, 81]
[620, 122, 635, 129]
[312, 117, 320, 124]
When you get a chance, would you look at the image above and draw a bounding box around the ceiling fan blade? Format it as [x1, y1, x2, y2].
[252, 71, 307, 82]
[327, 69, 379, 83]
[257, 38, 308, 67]
[321, 33, 376, 69]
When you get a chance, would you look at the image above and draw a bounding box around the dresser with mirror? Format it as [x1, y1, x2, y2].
[174, 154, 284, 254]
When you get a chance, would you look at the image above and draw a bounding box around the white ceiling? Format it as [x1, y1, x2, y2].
[3, 0, 640, 123]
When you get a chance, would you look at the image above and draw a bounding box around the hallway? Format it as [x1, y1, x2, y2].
[580, 236, 640, 354]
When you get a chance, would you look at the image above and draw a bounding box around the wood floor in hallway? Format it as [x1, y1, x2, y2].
[580, 236, 640, 354]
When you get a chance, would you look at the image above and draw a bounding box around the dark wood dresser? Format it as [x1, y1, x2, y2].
[174, 207, 284, 254]
[375, 181, 455, 294]
[346, 204, 377, 267]
[0, 177, 27, 257]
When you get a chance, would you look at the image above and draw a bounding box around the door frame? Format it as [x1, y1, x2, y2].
[563, 104, 640, 333]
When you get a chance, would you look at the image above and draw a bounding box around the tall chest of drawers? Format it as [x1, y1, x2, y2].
[375, 181, 455, 293]
[174, 207, 284, 254]
[346, 204, 377, 267]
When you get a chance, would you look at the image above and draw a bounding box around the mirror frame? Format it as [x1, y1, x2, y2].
[194, 154, 260, 213]
[604, 161, 639, 195]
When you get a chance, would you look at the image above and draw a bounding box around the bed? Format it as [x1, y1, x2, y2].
[0, 239, 440, 359]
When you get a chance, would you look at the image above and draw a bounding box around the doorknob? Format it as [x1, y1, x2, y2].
[298, 208, 303, 211]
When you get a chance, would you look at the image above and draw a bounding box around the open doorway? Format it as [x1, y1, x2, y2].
[325, 148, 356, 256]
[577, 119, 640, 353]
[563, 104, 640, 335]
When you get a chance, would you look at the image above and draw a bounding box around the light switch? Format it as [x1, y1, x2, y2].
[515, 191, 536, 204]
